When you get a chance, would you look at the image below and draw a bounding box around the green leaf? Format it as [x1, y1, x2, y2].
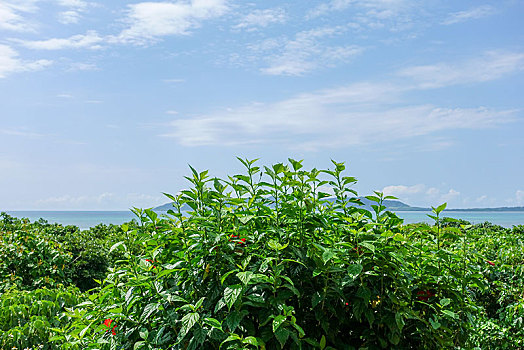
[176, 312, 200, 344]
[139, 328, 149, 340]
[237, 271, 254, 285]
[203, 317, 223, 331]
[141, 303, 159, 322]
[224, 284, 242, 310]
[243, 336, 258, 346]
[134, 341, 145, 350]
[440, 298, 451, 307]
[393, 233, 404, 241]
[347, 263, 363, 280]
[268, 240, 288, 251]
[442, 310, 458, 319]
[365, 196, 380, 203]
[239, 215, 254, 224]
[221, 269, 239, 285]
[109, 241, 126, 254]
[429, 317, 441, 330]
[320, 335, 327, 350]
[312, 292, 322, 308]
[274, 327, 290, 348]
[395, 312, 404, 332]
[221, 334, 241, 347]
[359, 242, 375, 253]
[436, 202, 447, 214]
[292, 323, 305, 338]
[225, 310, 246, 333]
[322, 249, 336, 264]
[273, 315, 286, 332]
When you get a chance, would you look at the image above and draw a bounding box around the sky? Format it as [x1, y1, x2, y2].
[0, 0, 523, 210]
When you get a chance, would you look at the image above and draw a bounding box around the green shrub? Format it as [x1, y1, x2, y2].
[0, 287, 83, 349]
[2, 159, 523, 349]
[60, 159, 499, 349]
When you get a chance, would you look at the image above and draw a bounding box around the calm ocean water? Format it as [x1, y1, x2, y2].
[4, 210, 524, 230]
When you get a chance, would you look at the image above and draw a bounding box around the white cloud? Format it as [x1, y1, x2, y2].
[382, 184, 426, 196]
[382, 184, 461, 207]
[307, 0, 415, 31]
[398, 51, 524, 88]
[0, 128, 45, 138]
[516, 190, 524, 205]
[441, 5, 495, 25]
[56, 93, 73, 98]
[234, 8, 286, 31]
[34, 192, 164, 209]
[0, 0, 38, 32]
[163, 78, 185, 83]
[161, 81, 514, 149]
[16, 30, 104, 50]
[57, 10, 82, 24]
[250, 27, 364, 76]
[163, 50, 522, 148]
[56, 0, 95, 24]
[68, 62, 98, 71]
[116, 0, 229, 45]
[0, 44, 52, 78]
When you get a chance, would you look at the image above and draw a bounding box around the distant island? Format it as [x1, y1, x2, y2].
[154, 197, 524, 212]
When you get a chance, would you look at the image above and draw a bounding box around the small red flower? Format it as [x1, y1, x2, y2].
[229, 234, 245, 245]
[417, 290, 435, 301]
[145, 259, 156, 268]
[487, 260, 495, 266]
[103, 319, 117, 335]
[345, 302, 349, 306]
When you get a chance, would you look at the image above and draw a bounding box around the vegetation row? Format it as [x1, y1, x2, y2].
[1, 158, 523, 349]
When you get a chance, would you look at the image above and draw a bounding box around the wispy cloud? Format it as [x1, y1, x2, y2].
[0, 127, 45, 138]
[56, 0, 94, 24]
[234, 8, 287, 31]
[382, 184, 461, 207]
[68, 62, 98, 71]
[0, 0, 38, 32]
[441, 5, 496, 25]
[307, 0, 415, 31]
[397, 51, 524, 88]
[161, 86, 514, 149]
[516, 190, 524, 206]
[163, 50, 524, 149]
[248, 26, 364, 76]
[163, 78, 185, 83]
[116, 0, 229, 45]
[0, 44, 52, 78]
[56, 93, 73, 98]
[15, 30, 104, 50]
[34, 192, 163, 209]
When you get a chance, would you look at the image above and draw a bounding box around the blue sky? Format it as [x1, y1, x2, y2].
[1, 0, 523, 210]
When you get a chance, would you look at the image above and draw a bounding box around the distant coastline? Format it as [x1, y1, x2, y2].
[153, 198, 524, 212]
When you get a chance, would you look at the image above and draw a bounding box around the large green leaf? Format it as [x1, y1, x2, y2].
[224, 284, 242, 310]
[176, 312, 200, 344]
[273, 315, 286, 332]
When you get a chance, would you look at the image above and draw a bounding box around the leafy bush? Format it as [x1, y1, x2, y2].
[59, 159, 518, 349]
[1, 159, 523, 349]
[0, 287, 82, 349]
[0, 218, 73, 291]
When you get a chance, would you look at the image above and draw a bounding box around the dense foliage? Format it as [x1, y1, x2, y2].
[1, 159, 523, 349]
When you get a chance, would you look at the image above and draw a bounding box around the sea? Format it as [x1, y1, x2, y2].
[4, 210, 524, 230]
